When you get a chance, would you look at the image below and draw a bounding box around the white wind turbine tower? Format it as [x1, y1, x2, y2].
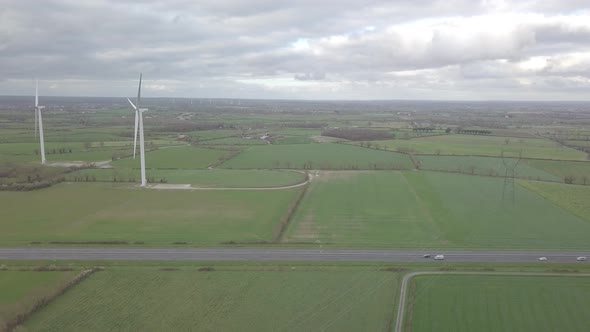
[35, 80, 46, 164]
[127, 74, 148, 187]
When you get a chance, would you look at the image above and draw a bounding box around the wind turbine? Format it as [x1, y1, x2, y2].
[35, 80, 46, 164]
[127, 73, 148, 187]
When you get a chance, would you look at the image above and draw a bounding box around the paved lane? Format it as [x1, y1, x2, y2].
[0, 248, 588, 263]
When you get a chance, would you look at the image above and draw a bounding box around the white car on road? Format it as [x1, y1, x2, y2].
[577, 256, 587, 261]
[538, 257, 548, 261]
[434, 254, 445, 260]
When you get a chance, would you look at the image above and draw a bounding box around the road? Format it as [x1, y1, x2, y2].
[0, 248, 588, 262]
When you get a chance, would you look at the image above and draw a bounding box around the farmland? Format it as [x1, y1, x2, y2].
[416, 155, 560, 181]
[66, 168, 307, 187]
[112, 145, 232, 169]
[523, 159, 590, 184]
[219, 143, 414, 170]
[0, 183, 299, 245]
[519, 180, 590, 222]
[2, 97, 590, 331]
[406, 275, 590, 332]
[23, 267, 399, 332]
[285, 171, 590, 249]
[0, 269, 79, 330]
[356, 135, 587, 160]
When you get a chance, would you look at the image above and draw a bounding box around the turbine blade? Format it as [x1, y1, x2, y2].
[127, 97, 137, 111]
[35, 79, 38, 107]
[34, 108, 38, 138]
[133, 110, 138, 159]
[137, 73, 142, 106]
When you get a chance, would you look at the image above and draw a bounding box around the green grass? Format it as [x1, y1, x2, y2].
[0, 183, 299, 245]
[24, 268, 399, 332]
[285, 171, 590, 249]
[198, 136, 268, 145]
[407, 275, 590, 332]
[219, 143, 414, 170]
[357, 135, 587, 160]
[0, 142, 135, 163]
[0, 270, 78, 329]
[188, 129, 245, 140]
[112, 146, 231, 169]
[66, 169, 306, 188]
[523, 159, 590, 184]
[417, 155, 560, 181]
[519, 180, 590, 222]
[272, 129, 323, 136]
[273, 136, 314, 144]
[284, 171, 442, 246]
[563, 139, 590, 148]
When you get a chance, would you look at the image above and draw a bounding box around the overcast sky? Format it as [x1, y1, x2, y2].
[1, 0, 590, 100]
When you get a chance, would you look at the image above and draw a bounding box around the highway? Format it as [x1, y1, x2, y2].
[0, 247, 588, 263]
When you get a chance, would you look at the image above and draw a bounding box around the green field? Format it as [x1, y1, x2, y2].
[417, 155, 559, 181]
[198, 136, 268, 145]
[0, 142, 134, 163]
[24, 268, 399, 332]
[66, 169, 307, 187]
[113, 146, 231, 169]
[523, 159, 590, 184]
[357, 135, 587, 160]
[520, 180, 590, 222]
[220, 143, 414, 170]
[0, 183, 299, 245]
[0, 270, 78, 329]
[407, 275, 590, 332]
[285, 171, 590, 248]
[273, 136, 314, 144]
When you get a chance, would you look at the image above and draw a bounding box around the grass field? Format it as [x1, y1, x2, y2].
[0, 183, 299, 245]
[0, 142, 134, 163]
[112, 146, 231, 169]
[357, 135, 587, 160]
[523, 159, 590, 184]
[284, 171, 443, 246]
[66, 169, 306, 187]
[416, 155, 559, 181]
[219, 143, 414, 170]
[407, 275, 590, 332]
[23, 268, 399, 332]
[0, 270, 78, 329]
[273, 136, 314, 144]
[285, 171, 590, 249]
[519, 180, 590, 222]
[198, 136, 268, 145]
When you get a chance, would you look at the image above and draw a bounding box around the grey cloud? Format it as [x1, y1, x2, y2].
[294, 72, 326, 81]
[2, 0, 590, 99]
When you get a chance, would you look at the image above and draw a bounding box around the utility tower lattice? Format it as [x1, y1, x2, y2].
[501, 150, 522, 205]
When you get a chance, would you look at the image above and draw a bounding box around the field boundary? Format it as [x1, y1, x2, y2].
[274, 174, 311, 242]
[395, 270, 590, 332]
[6, 268, 100, 332]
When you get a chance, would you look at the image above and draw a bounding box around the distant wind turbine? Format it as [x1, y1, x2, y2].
[127, 73, 148, 187]
[35, 80, 46, 164]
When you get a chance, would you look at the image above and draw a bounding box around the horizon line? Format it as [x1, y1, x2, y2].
[1, 95, 589, 103]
